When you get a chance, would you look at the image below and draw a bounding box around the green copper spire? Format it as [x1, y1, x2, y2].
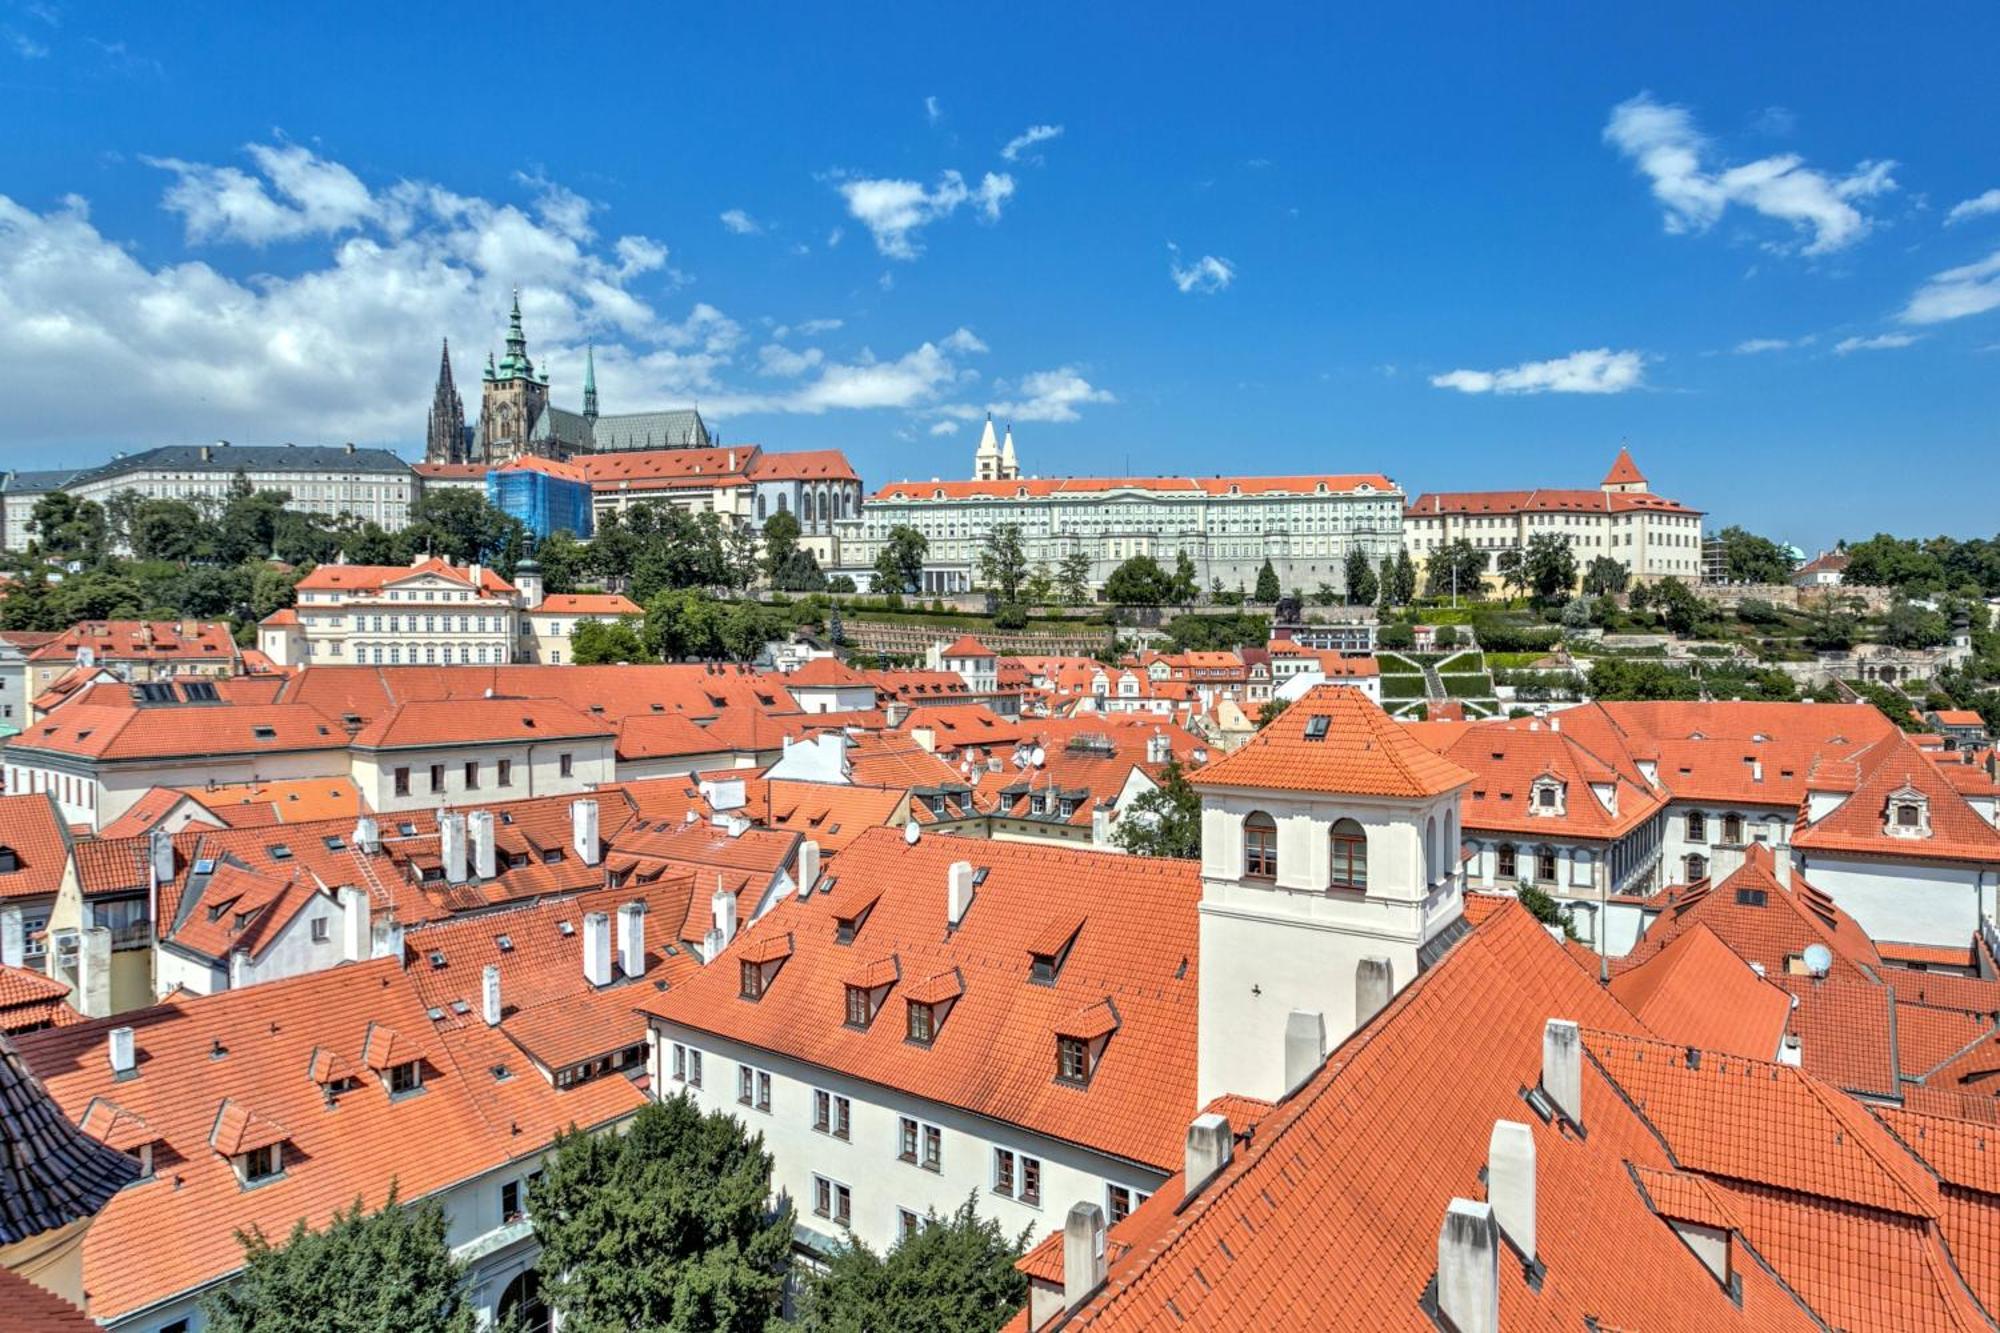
[497, 287, 535, 379]
[582, 341, 599, 421]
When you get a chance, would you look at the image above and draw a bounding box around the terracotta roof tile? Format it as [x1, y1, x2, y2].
[1190, 685, 1474, 797]
[0, 794, 71, 900]
[1607, 921, 1791, 1058]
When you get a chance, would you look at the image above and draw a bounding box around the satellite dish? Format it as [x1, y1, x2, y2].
[1801, 943, 1833, 978]
[1031, 746, 1046, 768]
[904, 821, 922, 845]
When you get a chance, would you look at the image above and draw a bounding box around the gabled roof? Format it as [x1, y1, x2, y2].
[1190, 685, 1474, 798]
[0, 793, 72, 900]
[293, 557, 514, 596]
[1795, 743, 2000, 863]
[1607, 921, 1791, 1059]
[348, 697, 614, 749]
[0, 1033, 138, 1246]
[786, 655, 872, 689]
[940, 634, 996, 659]
[1603, 446, 1647, 486]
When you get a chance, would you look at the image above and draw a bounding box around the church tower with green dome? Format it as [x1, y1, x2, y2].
[477, 290, 553, 461]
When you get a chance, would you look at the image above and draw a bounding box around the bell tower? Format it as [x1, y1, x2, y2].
[479, 290, 551, 462]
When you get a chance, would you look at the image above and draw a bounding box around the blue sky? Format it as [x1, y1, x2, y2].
[1, 3, 1996, 550]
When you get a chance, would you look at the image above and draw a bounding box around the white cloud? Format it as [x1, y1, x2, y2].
[148, 141, 376, 245]
[1168, 244, 1235, 294]
[1833, 332, 1920, 354]
[719, 208, 762, 235]
[925, 95, 942, 125]
[825, 226, 843, 248]
[1733, 337, 1796, 354]
[837, 169, 1015, 258]
[941, 326, 988, 354]
[1430, 348, 1646, 395]
[756, 343, 824, 377]
[1001, 123, 1064, 163]
[1900, 248, 2000, 324]
[987, 366, 1116, 422]
[1603, 93, 1896, 255]
[929, 420, 959, 435]
[1946, 189, 2000, 226]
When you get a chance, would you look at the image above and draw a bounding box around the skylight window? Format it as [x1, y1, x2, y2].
[427, 950, 447, 968]
[252, 726, 278, 740]
[267, 845, 293, 861]
[495, 934, 513, 952]
[1303, 715, 1331, 740]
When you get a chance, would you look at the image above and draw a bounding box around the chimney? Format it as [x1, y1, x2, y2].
[1772, 845, 1792, 888]
[482, 964, 502, 1026]
[1709, 842, 1744, 883]
[1355, 955, 1393, 1028]
[376, 916, 406, 966]
[353, 815, 380, 853]
[1183, 1112, 1232, 1202]
[441, 811, 469, 885]
[148, 828, 176, 890]
[77, 927, 112, 1018]
[1091, 805, 1114, 848]
[712, 885, 738, 950]
[0, 910, 22, 968]
[1283, 1009, 1327, 1096]
[337, 885, 370, 962]
[1487, 1120, 1536, 1263]
[796, 839, 821, 895]
[1541, 1018, 1583, 1129]
[1435, 1199, 1500, 1333]
[1062, 1201, 1108, 1311]
[617, 900, 647, 978]
[884, 701, 911, 728]
[582, 911, 613, 988]
[1751, 756, 1764, 783]
[108, 1026, 136, 1078]
[947, 860, 975, 928]
[571, 799, 601, 866]
[468, 810, 497, 880]
[911, 725, 936, 753]
[1548, 715, 1560, 734]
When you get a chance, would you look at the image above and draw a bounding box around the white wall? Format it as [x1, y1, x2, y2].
[1793, 853, 1991, 948]
[354, 739, 615, 813]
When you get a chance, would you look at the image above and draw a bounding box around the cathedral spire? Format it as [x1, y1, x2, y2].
[497, 288, 535, 379]
[583, 341, 599, 422]
[425, 338, 467, 464]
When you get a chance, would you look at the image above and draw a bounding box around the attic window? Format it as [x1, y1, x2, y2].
[558, 920, 575, 937]
[906, 1001, 937, 1045]
[398, 822, 417, 836]
[1734, 888, 1767, 908]
[845, 985, 880, 1028]
[427, 950, 446, 968]
[495, 934, 513, 952]
[739, 960, 767, 1001]
[0, 846, 16, 874]
[323, 836, 346, 852]
[1303, 715, 1331, 741]
[1056, 1036, 1092, 1086]
[267, 844, 293, 861]
[252, 727, 278, 741]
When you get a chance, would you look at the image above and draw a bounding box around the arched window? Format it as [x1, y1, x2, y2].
[498, 1270, 550, 1333]
[757, 493, 767, 522]
[1685, 853, 1708, 882]
[1329, 819, 1368, 891]
[1425, 816, 1438, 884]
[802, 491, 815, 524]
[1497, 843, 1517, 880]
[777, 493, 789, 514]
[1243, 812, 1278, 879]
[1686, 811, 1706, 842]
[1536, 846, 1558, 884]
[1721, 813, 1743, 844]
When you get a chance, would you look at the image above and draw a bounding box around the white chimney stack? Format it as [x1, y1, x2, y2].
[1487, 1119, 1536, 1263]
[338, 885, 370, 963]
[796, 840, 821, 895]
[148, 828, 175, 889]
[1062, 1201, 1108, 1311]
[582, 911, 613, 988]
[353, 815, 380, 853]
[1283, 1009, 1327, 1096]
[440, 811, 468, 885]
[1091, 806, 1114, 848]
[712, 886, 738, 950]
[1542, 1018, 1583, 1129]
[947, 861, 975, 928]
[1772, 845, 1792, 888]
[572, 799, 601, 866]
[617, 900, 647, 978]
[468, 809, 497, 881]
[108, 1026, 136, 1078]
[1436, 1199, 1500, 1333]
[1355, 955, 1393, 1028]
[482, 964, 502, 1026]
[1183, 1113, 1232, 1203]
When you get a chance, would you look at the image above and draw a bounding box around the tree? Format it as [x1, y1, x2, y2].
[763, 511, 827, 592]
[28, 492, 107, 564]
[1523, 534, 1577, 605]
[1803, 595, 1862, 650]
[1254, 559, 1282, 604]
[873, 526, 929, 596]
[1649, 578, 1712, 637]
[529, 1094, 792, 1333]
[1257, 697, 1292, 727]
[535, 530, 591, 595]
[130, 499, 206, 563]
[1103, 555, 1171, 607]
[1113, 759, 1201, 858]
[571, 618, 649, 664]
[644, 587, 728, 661]
[402, 489, 521, 566]
[1581, 556, 1630, 597]
[1494, 548, 1527, 600]
[203, 1191, 473, 1333]
[1023, 562, 1055, 606]
[797, 1195, 1028, 1333]
[1424, 539, 1488, 600]
[976, 524, 1029, 604]
[1841, 534, 1948, 594]
[1376, 557, 1398, 614]
[1057, 552, 1091, 606]
[828, 603, 846, 646]
[1169, 551, 1200, 606]
[1714, 525, 1794, 585]
[1883, 599, 1950, 649]
[1344, 550, 1378, 606]
[1391, 549, 1418, 606]
[1312, 581, 1340, 607]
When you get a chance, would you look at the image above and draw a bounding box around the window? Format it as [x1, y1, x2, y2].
[1107, 1184, 1148, 1224]
[429, 764, 445, 794]
[498, 759, 512, 788]
[740, 961, 766, 1000]
[923, 1124, 942, 1172]
[845, 986, 877, 1028]
[813, 1175, 851, 1227]
[1496, 844, 1517, 879]
[898, 1116, 920, 1163]
[672, 1043, 688, 1082]
[1734, 887, 1767, 907]
[1243, 811, 1278, 878]
[898, 1208, 919, 1243]
[1535, 847, 1557, 884]
[906, 1001, 935, 1045]
[1685, 853, 1709, 882]
[389, 1061, 422, 1095]
[501, 1179, 522, 1223]
[739, 1065, 755, 1106]
[311, 917, 330, 944]
[755, 1070, 771, 1111]
[1058, 1036, 1091, 1086]
[993, 1148, 1022, 1197]
[464, 761, 480, 790]
[1721, 813, 1743, 844]
[1686, 811, 1707, 842]
[243, 1143, 283, 1183]
[394, 767, 410, 797]
[812, 1089, 851, 1139]
[1329, 818, 1368, 891]
[1536, 785, 1558, 810]
[687, 1049, 703, 1088]
[1896, 804, 1920, 827]
[559, 752, 574, 778]
[1021, 1155, 1042, 1205]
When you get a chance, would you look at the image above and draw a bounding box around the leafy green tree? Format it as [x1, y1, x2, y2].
[571, 618, 649, 664]
[29, 492, 108, 564]
[535, 530, 590, 596]
[1424, 539, 1488, 600]
[644, 587, 728, 660]
[249, 566, 301, 621]
[1882, 599, 1950, 648]
[977, 524, 1029, 604]
[719, 600, 779, 661]
[1257, 697, 1292, 728]
[1847, 678, 1921, 731]
[1392, 549, 1418, 606]
[203, 1191, 473, 1333]
[1376, 557, 1398, 614]
[873, 526, 929, 596]
[1581, 556, 1630, 597]
[1649, 578, 1712, 636]
[1523, 534, 1577, 605]
[1169, 551, 1200, 606]
[1163, 612, 1269, 652]
[1735, 597, 1784, 626]
[1113, 759, 1202, 858]
[130, 499, 207, 563]
[797, 1195, 1028, 1333]
[337, 518, 401, 565]
[1312, 581, 1340, 607]
[1714, 525, 1794, 585]
[1103, 554, 1171, 606]
[1254, 559, 1282, 604]
[1023, 562, 1055, 606]
[528, 1094, 792, 1333]
[762, 511, 827, 592]
[1586, 657, 1701, 702]
[1802, 595, 1861, 650]
[402, 488, 522, 566]
[1344, 551, 1378, 606]
[1057, 552, 1092, 606]
[1494, 549, 1527, 600]
[1841, 534, 1947, 594]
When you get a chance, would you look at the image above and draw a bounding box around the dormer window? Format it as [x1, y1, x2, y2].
[907, 1002, 936, 1045]
[388, 1061, 423, 1096]
[1057, 1036, 1092, 1086]
[740, 960, 766, 1000]
[242, 1143, 283, 1183]
[845, 986, 875, 1026]
[1884, 786, 1931, 839]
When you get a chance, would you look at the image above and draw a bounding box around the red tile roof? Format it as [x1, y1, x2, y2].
[1794, 744, 2000, 864]
[615, 712, 739, 762]
[0, 961, 73, 1032]
[1607, 921, 1791, 1059]
[0, 794, 71, 901]
[529, 593, 643, 616]
[940, 634, 996, 659]
[0, 1267, 97, 1332]
[1603, 446, 1648, 486]
[1405, 487, 1700, 517]
[1190, 685, 1474, 797]
[745, 448, 859, 483]
[349, 697, 613, 749]
[9, 702, 347, 762]
[293, 557, 515, 596]
[872, 473, 1397, 502]
[22, 620, 240, 665]
[785, 656, 872, 688]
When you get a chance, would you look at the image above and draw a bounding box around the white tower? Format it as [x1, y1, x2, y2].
[973, 413, 1001, 481]
[1188, 685, 1474, 1104]
[999, 423, 1020, 480]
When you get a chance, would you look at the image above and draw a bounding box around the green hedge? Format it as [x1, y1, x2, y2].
[1381, 676, 1427, 700]
[1441, 674, 1496, 698]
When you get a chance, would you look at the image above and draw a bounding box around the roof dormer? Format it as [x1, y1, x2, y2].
[1884, 784, 1931, 840]
[1529, 774, 1567, 818]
